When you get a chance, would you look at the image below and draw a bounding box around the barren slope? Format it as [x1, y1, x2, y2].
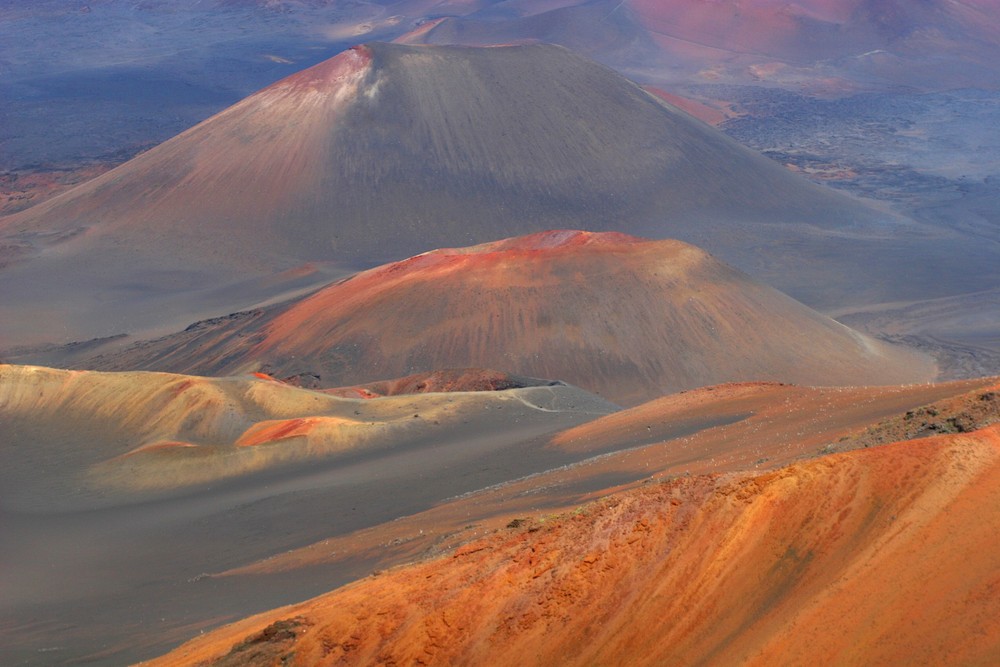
[0, 363, 616, 665]
[5, 365, 996, 665]
[147, 425, 1000, 667]
[322, 368, 561, 398]
[84, 231, 935, 406]
[0, 41, 955, 349]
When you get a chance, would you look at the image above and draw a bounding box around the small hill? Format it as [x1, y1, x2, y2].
[85, 231, 935, 406]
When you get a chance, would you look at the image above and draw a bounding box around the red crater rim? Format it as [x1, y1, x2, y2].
[258, 45, 373, 96]
[448, 229, 648, 254]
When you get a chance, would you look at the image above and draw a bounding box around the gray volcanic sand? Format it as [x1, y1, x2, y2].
[0, 376, 629, 666]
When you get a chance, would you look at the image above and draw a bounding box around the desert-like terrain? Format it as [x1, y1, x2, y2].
[3, 2, 1000, 666]
[1, 363, 998, 664]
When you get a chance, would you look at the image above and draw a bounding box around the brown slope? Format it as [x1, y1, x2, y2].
[144, 425, 1000, 667]
[88, 231, 935, 406]
[0, 41, 954, 349]
[3, 364, 990, 664]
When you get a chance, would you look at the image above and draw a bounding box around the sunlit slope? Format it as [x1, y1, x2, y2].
[147, 425, 1000, 667]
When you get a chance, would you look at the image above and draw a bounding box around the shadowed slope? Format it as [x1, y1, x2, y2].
[88, 231, 935, 406]
[145, 425, 1000, 667]
[0, 41, 952, 349]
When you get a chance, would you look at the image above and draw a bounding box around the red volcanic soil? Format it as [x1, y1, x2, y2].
[394, 0, 1000, 89]
[147, 424, 1000, 666]
[93, 230, 934, 406]
[6, 362, 991, 664]
[642, 87, 731, 125]
[234, 417, 331, 448]
[401, 0, 1000, 90]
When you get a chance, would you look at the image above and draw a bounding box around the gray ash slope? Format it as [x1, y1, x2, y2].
[324, 44, 873, 255]
[3, 42, 992, 349]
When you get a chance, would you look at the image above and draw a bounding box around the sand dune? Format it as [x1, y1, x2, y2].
[145, 423, 1000, 666]
[82, 231, 935, 406]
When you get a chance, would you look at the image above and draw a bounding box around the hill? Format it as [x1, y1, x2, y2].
[83, 231, 936, 406]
